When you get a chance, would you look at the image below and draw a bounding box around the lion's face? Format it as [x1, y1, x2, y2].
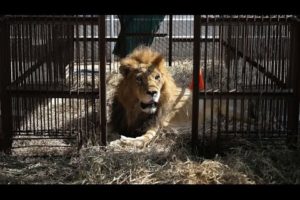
[118, 47, 168, 114]
[130, 65, 164, 114]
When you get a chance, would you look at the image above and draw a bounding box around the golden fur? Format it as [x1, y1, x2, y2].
[110, 47, 186, 147]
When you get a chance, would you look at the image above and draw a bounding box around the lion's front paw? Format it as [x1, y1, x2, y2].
[119, 136, 146, 148]
[108, 136, 146, 149]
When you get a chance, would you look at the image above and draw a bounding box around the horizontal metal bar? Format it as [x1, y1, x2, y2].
[13, 137, 76, 140]
[7, 85, 99, 98]
[78, 37, 220, 43]
[219, 131, 290, 135]
[199, 90, 293, 99]
[6, 16, 99, 24]
[12, 145, 72, 148]
[5, 15, 297, 24]
[121, 33, 168, 37]
[14, 130, 77, 134]
[8, 88, 293, 99]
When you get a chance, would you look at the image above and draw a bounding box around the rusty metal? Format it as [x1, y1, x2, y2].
[192, 15, 200, 153]
[0, 17, 13, 153]
[99, 15, 107, 146]
[287, 19, 300, 147]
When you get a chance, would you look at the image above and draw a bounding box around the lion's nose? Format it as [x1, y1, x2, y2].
[147, 90, 158, 97]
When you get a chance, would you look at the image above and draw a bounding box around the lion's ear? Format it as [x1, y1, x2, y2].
[119, 65, 131, 77]
[153, 54, 165, 68]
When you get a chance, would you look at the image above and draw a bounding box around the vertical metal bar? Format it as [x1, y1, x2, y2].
[45, 21, 51, 136]
[41, 24, 46, 134]
[48, 18, 53, 134]
[279, 20, 285, 137]
[67, 18, 73, 139]
[53, 22, 58, 86]
[217, 18, 223, 140]
[114, 15, 118, 72]
[175, 15, 180, 66]
[21, 20, 28, 87]
[34, 23, 39, 89]
[253, 16, 258, 134]
[224, 20, 233, 137]
[287, 18, 300, 147]
[233, 19, 239, 136]
[91, 17, 96, 139]
[247, 17, 255, 137]
[83, 17, 89, 142]
[276, 18, 282, 134]
[75, 16, 82, 146]
[257, 16, 264, 135]
[12, 24, 20, 133]
[265, 17, 272, 136]
[17, 23, 23, 88]
[273, 17, 279, 136]
[11, 24, 16, 88]
[210, 17, 216, 141]
[110, 15, 114, 71]
[99, 15, 107, 146]
[240, 16, 248, 136]
[46, 22, 51, 88]
[39, 24, 45, 88]
[62, 18, 67, 137]
[37, 24, 44, 135]
[283, 16, 289, 136]
[173, 16, 179, 66]
[192, 15, 200, 153]
[0, 18, 13, 153]
[261, 17, 266, 136]
[270, 17, 277, 136]
[33, 24, 39, 135]
[168, 15, 173, 66]
[203, 15, 208, 147]
[55, 15, 62, 135]
[69, 20, 74, 90]
[225, 22, 231, 136]
[231, 23, 235, 135]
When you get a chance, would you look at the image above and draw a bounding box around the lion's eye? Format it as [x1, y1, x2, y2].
[136, 76, 142, 83]
[155, 75, 160, 80]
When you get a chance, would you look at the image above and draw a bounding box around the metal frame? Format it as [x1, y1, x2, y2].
[0, 15, 299, 153]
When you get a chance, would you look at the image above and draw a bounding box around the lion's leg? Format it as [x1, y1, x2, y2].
[119, 126, 159, 148]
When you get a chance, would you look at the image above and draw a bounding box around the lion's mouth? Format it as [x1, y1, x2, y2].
[140, 101, 158, 110]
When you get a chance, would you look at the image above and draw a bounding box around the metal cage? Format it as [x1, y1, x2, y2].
[0, 15, 299, 153]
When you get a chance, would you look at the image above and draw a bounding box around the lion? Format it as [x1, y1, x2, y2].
[110, 46, 201, 148]
[109, 46, 255, 148]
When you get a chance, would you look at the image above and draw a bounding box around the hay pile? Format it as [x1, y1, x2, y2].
[2, 129, 300, 184]
[75, 128, 255, 184]
[72, 129, 300, 184]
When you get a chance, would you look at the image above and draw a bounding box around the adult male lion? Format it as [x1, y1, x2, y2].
[110, 46, 199, 148]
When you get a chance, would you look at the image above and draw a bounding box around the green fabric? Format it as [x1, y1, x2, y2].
[113, 15, 165, 58]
